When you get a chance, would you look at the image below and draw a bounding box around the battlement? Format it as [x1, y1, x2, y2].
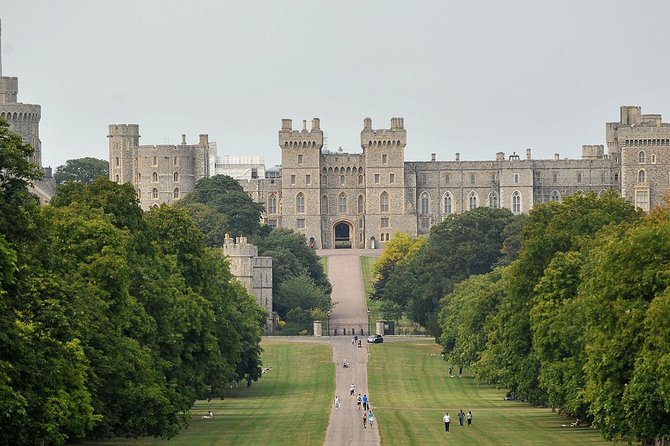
[0, 76, 18, 104]
[360, 117, 407, 149]
[582, 144, 605, 159]
[279, 118, 324, 149]
[223, 234, 258, 257]
[108, 124, 140, 137]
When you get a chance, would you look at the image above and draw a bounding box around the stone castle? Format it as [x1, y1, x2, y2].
[110, 106, 670, 249]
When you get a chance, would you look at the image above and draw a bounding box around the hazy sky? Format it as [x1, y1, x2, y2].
[3, 0, 670, 169]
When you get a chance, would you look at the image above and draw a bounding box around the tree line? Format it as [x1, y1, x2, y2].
[0, 120, 330, 444]
[372, 191, 670, 444]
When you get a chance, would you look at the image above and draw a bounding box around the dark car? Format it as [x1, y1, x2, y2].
[367, 334, 384, 343]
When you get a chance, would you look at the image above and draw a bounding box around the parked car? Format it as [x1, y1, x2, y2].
[367, 334, 384, 343]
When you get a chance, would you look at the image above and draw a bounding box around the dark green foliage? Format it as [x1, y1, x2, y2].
[54, 157, 109, 185]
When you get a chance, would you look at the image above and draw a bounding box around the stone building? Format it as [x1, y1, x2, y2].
[108, 125, 210, 210]
[0, 20, 55, 201]
[222, 235, 273, 331]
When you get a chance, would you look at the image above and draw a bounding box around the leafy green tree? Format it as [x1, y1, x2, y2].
[380, 300, 403, 322]
[54, 157, 109, 185]
[275, 274, 332, 320]
[371, 232, 426, 300]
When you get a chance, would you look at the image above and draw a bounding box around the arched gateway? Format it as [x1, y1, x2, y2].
[333, 221, 353, 249]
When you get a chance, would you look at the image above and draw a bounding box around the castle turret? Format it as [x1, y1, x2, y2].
[108, 124, 140, 184]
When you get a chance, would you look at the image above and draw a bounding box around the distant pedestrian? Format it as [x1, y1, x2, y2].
[458, 409, 465, 427]
[352, 336, 355, 345]
[362, 394, 368, 411]
[467, 410, 472, 426]
[443, 412, 450, 432]
[350, 384, 355, 396]
[357, 394, 362, 409]
[449, 366, 453, 377]
[363, 411, 367, 429]
[368, 410, 375, 429]
[459, 366, 463, 377]
[334, 396, 341, 409]
[354, 335, 358, 343]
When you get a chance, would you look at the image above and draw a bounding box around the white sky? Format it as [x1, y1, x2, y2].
[3, 0, 670, 169]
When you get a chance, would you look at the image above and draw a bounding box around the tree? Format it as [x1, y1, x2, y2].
[379, 300, 403, 322]
[370, 232, 426, 300]
[54, 157, 109, 185]
[275, 274, 332, 320]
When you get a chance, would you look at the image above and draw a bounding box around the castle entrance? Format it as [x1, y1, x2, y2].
[333, 221, 352, 249]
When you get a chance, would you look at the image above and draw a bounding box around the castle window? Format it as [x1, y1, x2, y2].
[339, 193, 347, 213]
[489, 191, 498, 209]
[420, 192, 429, 214]
[137, 188, 141, 199]
[375, 174, 380, 185]
[512, 191, 521, 214]
[153, 156, 157, 166]
[298, 154, 303, 165]
[268, 194, 277, 214]
[173, 156, 178, 165]
[577, 172, 582, 182]
[638, 169, 646, 183]
[296, 193, 305, 214]
[470, 174, 476, 184]
[443, 192, 453, 214]
[652, 154, 657, 164]
[296, 218, 306, 229]
[469, 191, 478, 210]
[115, 157, 120, 166]
[553, 173, 557, 184]
[291, 175, 296, 186]
[550, 190, 561, 202]
[321, 195, 328, 214]
[381, 217, 389, 228]
[322, 175, 328, 186]
[340, 175, 345, 186]
[614, 173, 619, 182]
[419, 173, 427, 185]
[635, 190, 649, 211]
[420, 217, 430, 229]
[380, 192, 389, 213]
[152, 188, 158, 199]
[153, 172, 158, 182]
[173, 188, 179, 199]
[390, 173, 395, 184]
[173, 172, 179, 182]
[639, 151, 646, 163]
[382, 154, 388, 164]
[358, 174, 364, 185]
[445, 174, 450, 184]
[306, 174, 311, 185]
[115, 174, 120, 183]
[601, 172, 606, 183]
[514, 173, 519, 184]
[358, 195, 364, 213]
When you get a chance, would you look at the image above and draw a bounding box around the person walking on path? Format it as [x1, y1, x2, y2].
[449, 366, 453, 377]
[362, 394, 369, 411]
[357, 394, 362, 409]
[334, 396, 341, 409]
[363, 411, 368, 429]
[467, 410, 473, 426]
[350, 383, 355, 396]
[443, 412, 451, 432]
[368, 410, 375, 429]
[458, 409, 465, 427]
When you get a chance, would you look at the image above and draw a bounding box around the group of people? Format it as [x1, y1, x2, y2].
[448, 365, 463, 378]
[443, 409, 473, 432]
[334, 383, 377, 430]
[351, 335, 362, 348]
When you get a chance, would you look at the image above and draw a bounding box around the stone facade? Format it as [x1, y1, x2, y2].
[222, 235, 273, 331]
[108, 125, 210, 210]
[0, 20, 55, 202]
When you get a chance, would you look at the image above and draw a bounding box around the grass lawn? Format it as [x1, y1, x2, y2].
[73, 339, 334, 446]
[368, 339, 616, 446]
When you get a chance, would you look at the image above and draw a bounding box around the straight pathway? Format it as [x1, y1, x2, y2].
[319, 249, 381, 446]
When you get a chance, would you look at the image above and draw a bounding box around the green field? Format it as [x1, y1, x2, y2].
[367, 339, 615, 446]
[73, 340, 334, 446]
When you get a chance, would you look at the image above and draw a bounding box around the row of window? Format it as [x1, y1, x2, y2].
[290, 173, 397, 186]
[114, 172, 181, 182]
[114, 156, 180, 167]
[135, 188, 180, 199]
[638, 151, 657, 164]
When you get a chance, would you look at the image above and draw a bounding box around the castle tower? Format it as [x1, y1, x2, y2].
[108, 124, 140, 185]
[279, 118, 324, 247]
[0, 20, 43, 168]
[361, 117, 414, 247]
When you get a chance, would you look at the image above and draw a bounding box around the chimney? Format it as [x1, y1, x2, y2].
[302, 120, 307, 131]
[554, 153, 560, 160]
[526, 148, 531, 160]
[199, 134, 209, 146]
[311, 118, 320, 130]
[364, 117, 372, 129]
[181, 134, 186, 145]
[282, 119, 292, 130]
[431, 153, 436, 162]
[496, 152, 505, 161]
[455, 153, 460, 161]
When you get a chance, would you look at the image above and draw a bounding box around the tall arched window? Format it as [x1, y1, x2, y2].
[340, 175, 345, 186]
[358, 174, 364, 185]
[512, 191, 521, 214]
[639, 150, 646, 163]
[173, 172, 179, 182]
[357, 194, 364, 213]
[638, 169, 646, 183]
[152, 188, 158, 199]
[550, 190, 561, 202]
[296, 193, 305, 214]
[489, 191, 498, 209]
[115, 174, 120, 183]
[380, 192, 389, 213]
[338, 192, 347, 213]
[173, 188, 179, 199]
[152, 172, 158, 182]
[321, 195, 328, 214]
[577, 172, 582, 182]
[268, 194, 277, 214]
[443, 192, 452, 214]
[469, 191, 478, 210]
[420, 192, 429, 214]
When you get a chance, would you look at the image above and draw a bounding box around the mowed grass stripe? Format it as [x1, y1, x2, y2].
[73, 340, 333, 446]
[367, 339, 617, 446]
